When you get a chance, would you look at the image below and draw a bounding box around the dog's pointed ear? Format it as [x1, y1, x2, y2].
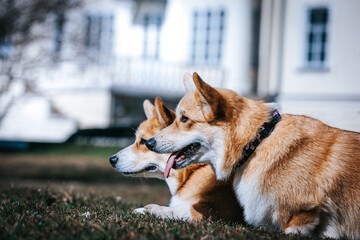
[183, 72, 196, 92]
[193, 72, 226, 121]
[143, 99, 156, 119]
[155, 97, 176, 126]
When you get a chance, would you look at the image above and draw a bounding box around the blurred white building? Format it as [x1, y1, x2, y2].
[258, 0, 360, 132]
[0, 0, 359, 143]
[37, 0, 258, 130]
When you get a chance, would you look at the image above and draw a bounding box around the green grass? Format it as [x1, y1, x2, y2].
[0, 146, 327, 239]
[0, 186, 312, 240]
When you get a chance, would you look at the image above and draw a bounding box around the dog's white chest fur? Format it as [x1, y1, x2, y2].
[233, 168, 277, 227]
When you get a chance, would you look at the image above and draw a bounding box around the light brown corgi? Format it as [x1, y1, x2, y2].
[146, 72, 360, 238]
[109, 98, 244, 223]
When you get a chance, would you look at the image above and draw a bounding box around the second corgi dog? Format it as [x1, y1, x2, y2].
[109, 98, 244, 223]
[146, 73, 360, 238]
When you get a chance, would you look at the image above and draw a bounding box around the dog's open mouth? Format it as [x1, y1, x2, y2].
[122, 165, 157, 176]
[164, 142, 201, 178]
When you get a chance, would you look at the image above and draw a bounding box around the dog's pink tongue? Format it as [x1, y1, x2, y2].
[164, 154, 176, 178]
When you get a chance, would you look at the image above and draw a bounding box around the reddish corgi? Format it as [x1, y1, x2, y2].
[146, 72, 360, 238]
[109, 98, 244, 223]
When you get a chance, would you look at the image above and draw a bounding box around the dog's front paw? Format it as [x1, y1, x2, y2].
[284, 226, 311, 235]
[143, 204, 169, 218]
[133, 207, 148, 214]
[284, 226, 299, 235]
[144, 204, 161, 212]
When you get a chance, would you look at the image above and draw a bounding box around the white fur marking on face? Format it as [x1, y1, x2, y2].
[114, 144, 163, 179]
[114, 144, 137, 171]
[150, 117, 227, 180]
[151, 127, 200, 153]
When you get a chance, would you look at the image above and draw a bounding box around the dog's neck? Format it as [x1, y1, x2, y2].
[235, 109, 281, 169]
[220, 99, 274, 179]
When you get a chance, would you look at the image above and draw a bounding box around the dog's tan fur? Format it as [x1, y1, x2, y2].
[111, 98, 244, 223]
[149, 73, 360, 238]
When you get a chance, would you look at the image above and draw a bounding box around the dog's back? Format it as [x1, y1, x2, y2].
[231, 111, 360, 238]
[259, 114, 360, 237]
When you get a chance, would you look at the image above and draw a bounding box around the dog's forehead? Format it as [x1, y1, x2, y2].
[176, 92, 195, 112]
[176, 92, 205, 120]
[136, 117, 162, 139]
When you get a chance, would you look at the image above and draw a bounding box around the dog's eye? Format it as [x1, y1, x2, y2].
[180, 115, 189, 123]
[139, 138, 147, 145]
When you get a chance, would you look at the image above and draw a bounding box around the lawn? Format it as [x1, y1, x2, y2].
[0, 144, 322, 239]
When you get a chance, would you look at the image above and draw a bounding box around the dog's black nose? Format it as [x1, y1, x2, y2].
[109, 155, 118, 167]
[146, 138, 156, 150]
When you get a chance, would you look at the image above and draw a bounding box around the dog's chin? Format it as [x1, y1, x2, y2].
[172, 150, 208, 169]
[172, 158, 193, 169]
[119, 165, 158, 176]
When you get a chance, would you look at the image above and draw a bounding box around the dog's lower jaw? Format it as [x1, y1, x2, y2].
[172, 160, 192, 169]
[172, 146, 211, 169]
[171, 152, 200, 170]
[141, 171, 164, 180]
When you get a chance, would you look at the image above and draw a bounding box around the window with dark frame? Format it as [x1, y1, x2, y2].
[192, 9, 225, 66]
[0, 35, 12, 60]
[305, 7, 329, 69]
[143, 14, 162, 59]
[54, 13, 65, 61]
[85, 14, 113, 61]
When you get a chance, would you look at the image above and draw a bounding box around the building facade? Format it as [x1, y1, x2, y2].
[33, 0, 259, 130]
[0, 0, 359, 143]
[258, 0, 360, 131]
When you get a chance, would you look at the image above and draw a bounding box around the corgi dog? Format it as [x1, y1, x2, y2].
[146, 72, 360, 238]
[109, 98, 244, 223]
